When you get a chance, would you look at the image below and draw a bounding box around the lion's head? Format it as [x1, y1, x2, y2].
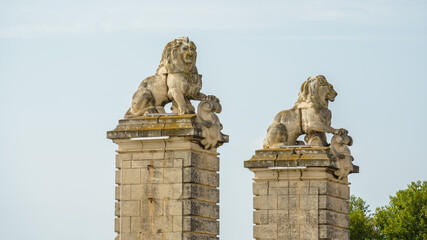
[294, 75, 337, 109]
[156, 36, 198, 75]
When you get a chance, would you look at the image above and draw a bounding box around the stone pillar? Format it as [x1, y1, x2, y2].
[244, 147, 359, 240]
[108, 114, 228, 240]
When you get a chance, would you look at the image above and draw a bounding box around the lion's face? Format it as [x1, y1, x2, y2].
[295, 75, 338, 108]
[159, 37, 198, 73]
[177, 41, 197, 64]
[316, 75, 337, 106]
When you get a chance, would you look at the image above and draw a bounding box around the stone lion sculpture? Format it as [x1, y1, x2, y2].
[124, 37, 216, 118]
[263, 75, 348, 148]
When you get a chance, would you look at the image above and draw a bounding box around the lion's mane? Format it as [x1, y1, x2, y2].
[293, 75, 334, 109]
[156, 37, 198, 75]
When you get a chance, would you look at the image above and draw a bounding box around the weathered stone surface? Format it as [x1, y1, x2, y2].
[183, 168, 219, 187]
[182, 184, 219, 203]
[319, 225, 350, 240]
[109, 114, 224, 240]
[183, 233, 219, 240]
[183, 216, 219, 235]
[262, 75, 349, 147]
[107, 114, 229, 149]
[260, 75, 356, 180]
[246, 147, 355, 239]
[123, 37, 212, 117]
[115, 37, 228, 150]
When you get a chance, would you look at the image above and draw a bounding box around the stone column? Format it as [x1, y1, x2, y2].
[108, 114, 228, 240]
[244, 147, 359, 240]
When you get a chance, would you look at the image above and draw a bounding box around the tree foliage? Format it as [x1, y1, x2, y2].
[374, 181, 427, 240]
[350, 181, 426, 239]
[349, 195, 377, 240]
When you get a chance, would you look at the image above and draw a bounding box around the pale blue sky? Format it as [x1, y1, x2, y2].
[1, 1, 427, 239]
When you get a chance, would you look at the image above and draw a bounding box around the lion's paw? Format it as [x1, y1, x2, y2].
[204, 95, 218, 102]
[334, 128, 348, 136]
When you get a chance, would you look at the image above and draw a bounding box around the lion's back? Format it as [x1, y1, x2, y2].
[273, 109, 299, 125]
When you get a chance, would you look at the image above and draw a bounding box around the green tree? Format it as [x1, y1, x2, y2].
[374, 181, 427, 240]
[349, 195, 377, 240]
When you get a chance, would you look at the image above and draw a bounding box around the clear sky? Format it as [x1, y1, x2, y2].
[1, 0, 426, 239]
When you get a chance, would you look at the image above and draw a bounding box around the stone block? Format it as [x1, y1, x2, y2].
[117, 153, 132, 161]
[319, 210, 349, 228]
[300, 210, 319, 225]
[256, 224, 277, 238]
[131, 159, 150, 169]
[254, 210, 269, 225]
[253, 181, 269, 195]
[115, 201, 120, 216]
[276, 170, 303, 180]
[164, 168, 182, 183]
[173, 158, 183, 167]
[141, 140, 166, 150]
[270, 186, 289, 195]
[318, 195, 349, 214]
[153, 215, 173, 232]
[114, 217, 120, 233]
[277, 195, 289, 209]
[117, 141, 144, 152]
[182, 184, 219, 203]
[171, 183, 183, 199]
[164, 232, 182, 240]
[183, 168, 219, 187]
[288, 194, 299, 209]
[165, 200, 183, 216]
[253, 225, 260, 238]
[170, 151, 191, 160]
[254, 196, 277, 210]
[319, 225, 350, 240]
[132, 152, 153, 160]
[122, 169, 140, 184]
[182, 200, 219, 219]
[182, 152, 219, 171]
[130, 184, 144, 200]
[115, 217, 130, 233]
[172, 215, 182, 232]
[277, 210, 291, 238]
[253, 169, 279, 180]
[310, 181, 349, 199]
[115, 170, 121, 184]
[269, 180, 288, 188]
[165, 139, 192, 149]
[309, 187, 318, 195]
[182, 233, 219, 240]
[130, 216, 149, 232]
[183, 216, 219, 235]
[119, 233, 139, 240]
[116, 185, 132, 201]
[141, 167, 163, 184]
[299, 194, 318, 210]
[203, 154, 220, 172]
[300, 223, 319, 239]
[121, 201, 140, 216]
[116, 159, 132, 169]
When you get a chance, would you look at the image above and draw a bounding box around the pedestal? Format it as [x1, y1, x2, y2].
[108, 114, 228, 240]
[244, 147, 358, 240]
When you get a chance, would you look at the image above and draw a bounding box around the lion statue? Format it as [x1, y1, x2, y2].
[263, 75, 348, 148]
[124, 37, 217, 118]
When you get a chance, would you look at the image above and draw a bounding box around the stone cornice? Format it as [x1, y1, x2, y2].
[107, 114, 229, 146]
[245, 147, 359, 174]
